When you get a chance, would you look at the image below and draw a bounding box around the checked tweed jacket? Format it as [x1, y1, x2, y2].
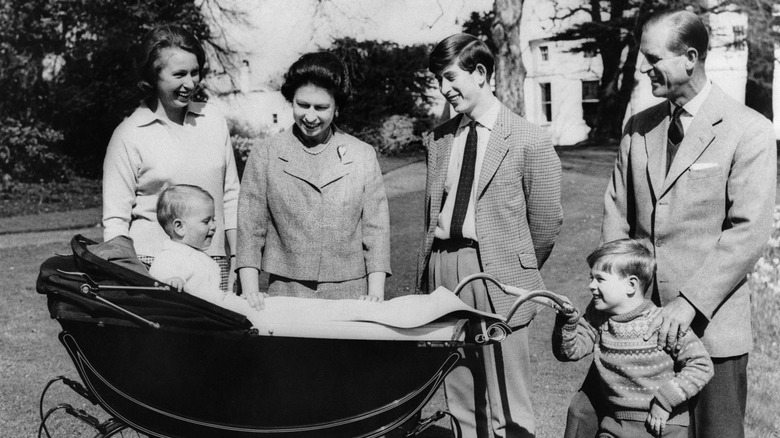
[416, 104, 563, 327]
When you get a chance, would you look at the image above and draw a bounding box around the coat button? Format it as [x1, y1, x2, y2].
[655, 239, 663, 247]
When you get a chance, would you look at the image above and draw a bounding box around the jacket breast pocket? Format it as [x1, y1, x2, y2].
[687, 165, 721, 180]
[518, 252, 538, 269]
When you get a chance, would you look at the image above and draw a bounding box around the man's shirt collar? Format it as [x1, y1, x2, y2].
[671, 80, 712, 118]
[459, 97, 500, 131]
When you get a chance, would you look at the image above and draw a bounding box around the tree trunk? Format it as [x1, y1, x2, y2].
[744, 0, 774, 121]
[491, 0, 526, 117]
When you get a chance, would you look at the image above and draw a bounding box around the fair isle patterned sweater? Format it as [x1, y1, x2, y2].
[552, 300, 714, 425]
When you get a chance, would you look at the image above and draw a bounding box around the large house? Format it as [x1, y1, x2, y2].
[207, 61, 293, 136]
[520, 0, 779, 145]
[206, 2, 779, 145]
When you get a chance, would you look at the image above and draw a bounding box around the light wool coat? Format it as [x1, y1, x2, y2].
[237, 127, 391, 282]
[601, 85, 777, 357]
[416, 105, 563, 327]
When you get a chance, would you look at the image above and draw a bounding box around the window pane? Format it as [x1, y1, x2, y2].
[582, 81, 599, 101]
[540, 83, 552, 122]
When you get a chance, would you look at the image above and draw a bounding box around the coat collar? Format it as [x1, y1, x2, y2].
[129, 100, 206, 127]
[276, 126, 353, 191]
[645, 85, 725, 198]
[430, 104, 513, 201]
[477, 104, 511, 198]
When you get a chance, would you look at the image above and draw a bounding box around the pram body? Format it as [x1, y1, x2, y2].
[38, 235, 567, 437]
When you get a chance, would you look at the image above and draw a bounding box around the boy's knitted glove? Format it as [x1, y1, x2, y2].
[555, 301, 580, 328]
[563, 304, 579, 325]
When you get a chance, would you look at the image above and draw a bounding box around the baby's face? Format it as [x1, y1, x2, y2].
[179, 199, 216, 250]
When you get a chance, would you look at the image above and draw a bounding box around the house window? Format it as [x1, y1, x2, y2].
[582, 80, 600, 128]
[540, 46, 549, 62]
[540, 83, 552, 122]
[733, 26, 746, 50]
[272, 114, 278, 124]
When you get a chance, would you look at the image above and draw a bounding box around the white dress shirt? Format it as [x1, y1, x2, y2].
[670, 80, 713, 134]
[434, 98, 501, 241]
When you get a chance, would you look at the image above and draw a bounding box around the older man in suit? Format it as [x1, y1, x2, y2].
[584, 10, 777, 438]
[416, 34, 562, 438]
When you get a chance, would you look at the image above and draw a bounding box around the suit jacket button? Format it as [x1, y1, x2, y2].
[655, 239, 663, 247]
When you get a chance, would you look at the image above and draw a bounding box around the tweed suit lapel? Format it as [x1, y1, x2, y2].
[430, 115, 462, 216]
[660, 88, 722, 196]
[278, 130, 352, 191]
[319, 137, 352, 189]
[643, 104, 668, 201]
[477, 105, 510, 198]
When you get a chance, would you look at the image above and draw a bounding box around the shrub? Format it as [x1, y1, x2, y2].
[229, 122, 273, 179]
[377, 115, 420, 155]
[749, 205, 780, 357]
[0, 118, 69, 186]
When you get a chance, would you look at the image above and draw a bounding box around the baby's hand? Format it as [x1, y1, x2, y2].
[359, 294, 383, 303]
[646, 401, 670, 437]
[166, 277, 186, 292]
[245, 290, 269, 310]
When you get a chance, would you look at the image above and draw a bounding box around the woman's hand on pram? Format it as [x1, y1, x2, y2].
[245, 290, 269, 310]
[359, 294, 383, 303]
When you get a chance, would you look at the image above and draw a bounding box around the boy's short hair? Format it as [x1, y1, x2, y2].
[156, 184, 214, 236]
[587, 239, 656, 295]
[429, 33, 495, 80]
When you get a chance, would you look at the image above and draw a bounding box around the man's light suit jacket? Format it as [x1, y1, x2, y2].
[416, 104, 563, 328]
[601, 85, 776, 357]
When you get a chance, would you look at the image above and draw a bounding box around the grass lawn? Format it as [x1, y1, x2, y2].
[1, 145, 778, 437]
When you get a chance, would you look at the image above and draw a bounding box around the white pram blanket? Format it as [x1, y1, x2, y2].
[247, 287, 506, 341]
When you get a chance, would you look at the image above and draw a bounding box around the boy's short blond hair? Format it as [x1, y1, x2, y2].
[156, 184, 214, 237]
[587, 239, 656, 295]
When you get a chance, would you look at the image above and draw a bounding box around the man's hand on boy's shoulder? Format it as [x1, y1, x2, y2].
[643, 295, 697, 352]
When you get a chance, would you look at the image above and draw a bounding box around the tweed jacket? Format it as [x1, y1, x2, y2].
[416, 104, 563, 327]
[236, 127, 391, 282]
[601, 85, 777, 357]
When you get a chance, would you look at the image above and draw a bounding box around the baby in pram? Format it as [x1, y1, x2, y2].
[145, 184, 506, 341]
[148, 184, 266, 315]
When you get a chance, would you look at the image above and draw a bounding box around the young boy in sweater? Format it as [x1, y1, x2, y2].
[149, 184, 266, 314]
[553, 239, 713, 438]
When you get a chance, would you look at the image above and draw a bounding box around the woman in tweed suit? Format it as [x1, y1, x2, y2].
[236, 52, 391, 309]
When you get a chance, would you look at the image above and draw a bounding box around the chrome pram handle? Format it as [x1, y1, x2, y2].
[56, 270, 163, 329]
[452, 273, 571, 322]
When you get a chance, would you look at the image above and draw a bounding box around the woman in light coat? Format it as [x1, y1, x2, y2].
[102, 25, 240, 291]
[237, 52, 391, 309]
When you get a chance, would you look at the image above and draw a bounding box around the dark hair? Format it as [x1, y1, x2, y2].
[134, 25, 206, 98]
[587, 239, 656, 295]
[644, 10, 709, 60]
[156, 184, 213, 236]
[429, 33, 495, 80]
[280, 52, 352, 109]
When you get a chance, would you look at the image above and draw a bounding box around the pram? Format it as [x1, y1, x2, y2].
[36, 235, 569, 437]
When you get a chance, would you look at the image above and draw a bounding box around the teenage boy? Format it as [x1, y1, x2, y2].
[416, 33, 563, 438]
